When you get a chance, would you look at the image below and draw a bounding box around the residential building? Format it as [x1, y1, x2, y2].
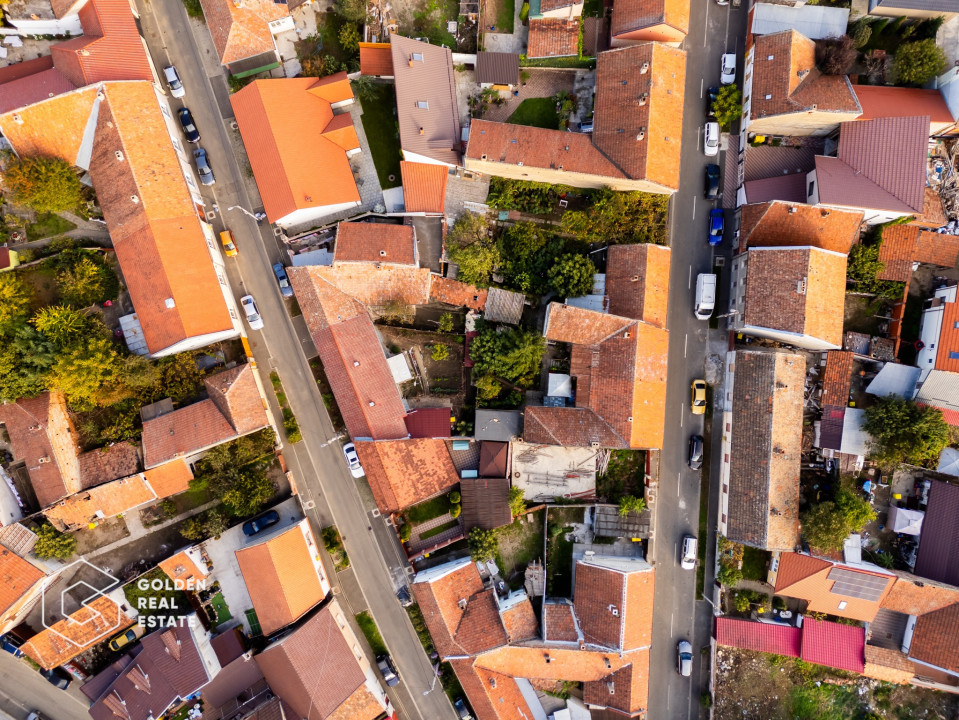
[867, 0, 958, 18]
[528, 0, 583, 20]
[400, 161, 449, 214]
[749, 3, 849, 40]
[879, 225, 959, 285]
[460, 477, 512, 531]
[0, 548, 46, 635]
[231, 75, 362, 228]
[334, 221, 417, 266]
[916, 285, 959, 381]
[141, 363, 270, 469]
[719, 350, 804, 550]
[474, 410, 523, 441]
[390, 35, 460, 166]
[158, 547, 210, 588]
[737, 201, 863, 255]
[807, 116, 928, 224]
[743, 30, 861, 137]
[359, 42, 394, 77]
[254, 599, 388, 720]
[2, 0, 84, 35]
[527, 18, 580, 59]
[852, 85, 958, 137]
[235, 519, 331, 637]
[465, 43, 686, 194]
[354, 439, 460, 514]
[610, 0, 688, 46]
[403, 408, 452, 439]
[22, 596, 134, 670]
[198, 0, 295, 75]
[913, 479, 959, 586]
[817, 350, 854, 454]
[474, 52, 520, 88]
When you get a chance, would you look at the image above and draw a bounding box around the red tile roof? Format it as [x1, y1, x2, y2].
[821, 350, 853, 407]
[605, 244, 671, 328]
[500, 598, 539, 642]
[0, 62, 75, 115]
[715, 618, 801, 657]
[573, 557, 654, 652]
[429, 276, 488, 309]
[44, 473, 157, 530]
[78, 442, 140, 489]
[23, 596, 134, 669]
[359, 42, 394, 76]
[610, 0, 689, 39]
[853, 85, 953, 125]
[879, 225, 959, 282]
[774, 554, 894, 622]
[403, 408, 452, 438]
[908, 603, 959, 674]
[527, 18, 580, 58]
[544, 602, 580, 643]
[198, 0, 287, 66]
[334, 221, 416, 265]
[202, 364, 269, 436]
[739, 202, 863, 255]
[0, 549, 44, 618]
[401, 161, 449, 214]
[800, 617, 865, 673]
[355, 439, 459, 513]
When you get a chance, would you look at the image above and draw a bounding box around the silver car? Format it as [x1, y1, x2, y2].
[342, 442, 365, 478]
[677, 640, 693, 676]
[720, 53, 736, 85]
[193, 147, 214, 186]
[704, 120, 720, 157]
[163, 65, 185, 98]
[240, 295, 263, 331]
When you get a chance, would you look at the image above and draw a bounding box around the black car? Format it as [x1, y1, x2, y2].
[688, 435, 704, 471]
[40, 667, 72, 690]
[377, 654, 399, 687]
[453, 698, 474, 720]
[178, 107, 200, 143]
[706, 86, 720, 116]
[704, 164, 721, 200]
[242, 510, 280, 536]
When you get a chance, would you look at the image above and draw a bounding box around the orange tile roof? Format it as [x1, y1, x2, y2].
[235, 522, 327, 636]
[527, 18, 580, 58]
[881, 576, 959, 616]
[774, 554, 894, 622]
[500, 598, 539, 642]
[159, 550, 208, 586]
[583, 655, 650, 715]
[312, 263, 432, 307]
[429, 276, 488, 309]
[321, 112, 361, 153]
[909, 603, 959, 674]
[308, 73, 354, 105]
[739, 202, 863, 255]
[22, 596, 133, 669]
[203, 363, 269, 436]
[359, 42, 394, 76]
[610, 0, 689, 38]
[573, 557, 653, 651]
[544, 602, 580, 643]
[879, 225, 959, 283]
[401, 161, 449, 214]
[473, 644, 633, 681]
[43, 473, 156, 531]
[0, 549, 45, 617]
[593, 43, 685, 190]
[605, 244, 670, 328]
[198, 0, 287, 66]
[821, 350, 853, 407]
[231, 77, 360, 224]
[334, 222, 416, 265]
[449, 659, 536, 720]
[853, 85, 953, 125]
[143, 460, 193, 497]
[355, 439, 459, 513]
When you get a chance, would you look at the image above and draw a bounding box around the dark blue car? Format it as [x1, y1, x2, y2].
[272, 263, 293, 298]
[708, 208, 724, 246]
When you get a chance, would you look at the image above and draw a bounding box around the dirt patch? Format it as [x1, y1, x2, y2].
[310, 357, 345, 431]
[843, 294, 885, 337]
[377, 324, 466, 413]
[497, 510, 545, 589]
[72, 516, 130, 556]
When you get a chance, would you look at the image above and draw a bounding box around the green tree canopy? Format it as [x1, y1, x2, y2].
[802, 483, 877, 551]
[561, 189, 668, 245]
[468, 527, 499, 562]
[547, 253, 596, 298]
[0, 274, 32, 331]
[863, 395, 949, 465]
[57, 255, 117, 308]
[508, 486, 525, 517]
[894, 39, 947, 86]
[48, 334, 128, 409]
[5, 156, 83, 214]
[32, 305, 91, 347]
[33, 522, 77, 560]
[448, 214, 500, 287]
[0, 325, 55, 401]
[339, 23, 360, 53]
[334, 0, 367, 21]
[712, 84, 742, 130]
[618, 495, 646, 517]
[470, 327, 545, 386]
[215, 466, 275, 517]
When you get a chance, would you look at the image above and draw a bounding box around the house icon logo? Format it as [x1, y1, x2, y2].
[39, 559, 124, 647]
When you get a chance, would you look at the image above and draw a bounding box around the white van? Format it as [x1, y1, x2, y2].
[681, 536, 698, 570]
[694, 273, 716, 320]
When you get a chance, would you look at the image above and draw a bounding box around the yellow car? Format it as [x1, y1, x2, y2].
[107, 625, 144, 652]
[691, 379, 707, 415]
[220, 230, 238, 258]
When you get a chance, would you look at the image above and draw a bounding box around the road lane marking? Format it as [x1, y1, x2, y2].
[681, 404, 684, 427]
[671, 612, 675, 634]
[700, 78, 704, 98]
[688, 265, 692, 288]
[677, 474, 681, 497]
[685, 333, 688, 358]
[692, 196, 697, 219]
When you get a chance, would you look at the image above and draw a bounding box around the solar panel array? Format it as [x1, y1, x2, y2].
[827, 567, 888, 601]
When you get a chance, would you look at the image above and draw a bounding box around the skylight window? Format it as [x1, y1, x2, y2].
[416, 101, 429, 109]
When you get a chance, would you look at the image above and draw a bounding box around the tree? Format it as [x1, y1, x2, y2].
[438, 312, 454, 333]
[561, 189, 669, 245]
[301, 54, 346, 79]
[0, 325, 55, 401]
[32, 305, 90, 347]
[33, 523, 77, 560]
[851, 20, 872, 49]
[351, 75, 378, 104]
[863, 395, 949, 465]
[334, 0, 367, 22]
[894, 39, 947, 86]
[470, 327, 546, 386]
[618, 495, 646, 517]
[847, 240, 906, 300]
[802, 485, 877, 551]
[4, 156, 83, 214]
[547, 254, 596, 298]
[815, 35, 858, 75]
[0, 274, 31, 332]
[448, 212, 492, 248]
[48, 334, 129, 409]
[57, 256, 115, 308]
[216, 466, 275, 517]
[339, 23, 360, 54]
[399, 522, 412, 542]
[203, 508, 229, 538]
[449, 243, 500, 287]
[475, 374, 502, 401]
[468, 527, 499, 562]
[508, 486, 525, 517]
[712, 84, 742, 130]
[179, 516, 205, 541]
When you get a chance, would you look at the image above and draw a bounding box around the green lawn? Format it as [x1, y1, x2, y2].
[355, 611, 388, 656]
[359, 85, 402, 190]
[209, 593, 232, 626]
[486, 0, 515, 33]
[741, 546, 771, 582]
[26, 213, 76, 241]
[420, 519, 460, 540]
[405, 494, 453, 525]
[507, 97, 560, 130]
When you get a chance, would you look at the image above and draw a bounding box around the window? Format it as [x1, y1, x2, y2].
[954, 322, 959, 328]
[838, 601, 848, 610]
[949, 352, 959, 360]
[412, 52, 424, 61]
[416, 101, 429, 109]
[808, 181, 816, 197]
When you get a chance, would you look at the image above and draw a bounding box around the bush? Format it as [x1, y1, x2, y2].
[508, 486, 525, 516]
[618, 495, 646, 517]
[851, 20, 872, 49]
[399, 523, 412, 542]
[712, 84, 742, 130]
[33, 523, 77, 560]
[471, 327, 545, 386]
[450, 503, 462, 519]
[431, 344, 450, 361]
[468, 527, 499, 562]
[283, 407, 302, 444]
[4, 156, 83, 214]
[448, 490, 462, 504]
[438, 313, 454, 333]
[894, 39, 947, 86]
[475, 374, 502, 401]
[815, 35, 858, 75]
[160, 499, 178, 518]
[547, 254, 596, 298]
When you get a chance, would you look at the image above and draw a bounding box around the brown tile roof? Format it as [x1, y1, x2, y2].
[311, 263, 431, 307]
[334, 221, 416, 265]
[610, 0, 688, 37]
[0, 60, 75, 115]
[429, 276, 489, 309]
[544, 601, 580, 643]
[583, 657, 649, 716]
[605, 244, 670, 328]
[400, 161, 449, 214]
[727, 351, 804, 550]
[159, 550, 208, 587]
[774, 552, 831, 589]
[500, 598, 539, 642]
[235, 521, 328, 636]
[908, 603, 959, 673]
[527, 18, 580, 58]
[774, 553, 894, 622]
[574, 557, 653, 651]
[524, 407, 629, 448]
[460, 477, 512, 530]
[390, 35, 460, 165]
[473, 644, 634, 681]
[739, 202, 863, 255]
[0, 549, 45, 618]
[232, 77, 361, 224]
[878, 225, 959, 283]
[593, 43, 685, 190]
[863, 645, 915, 684]
[478, 441, 509, 477]
[743, 247, 846, 347]
[749, 31, 860, 122]
[23, 596, 134, 670]
[44, 473, 156, 531]
[0, 392, 82, 508]
[881, 575, 959, 616]
[545, 303, 635, 346]
[449, 659, 536, 720]
[143, 459, 193, 498]
[913, 479, 959, 586]
[359, 42, 394, 76]
[918, 186, 947, 228]
[203, 363, 269, 436]
[198, 0, 286, 66]
[355, 439, 459, 513]
[821, 350, 853, 407]
[853, 85, 953, 125]
[78, 442, 140, 489]
[475, 52, 520, 85]
[817, 116, 928, 214]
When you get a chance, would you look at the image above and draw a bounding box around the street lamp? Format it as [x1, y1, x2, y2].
[227, 205, 265, 222]
[714, 310, 739, 320]
[423, 662, 440, 695]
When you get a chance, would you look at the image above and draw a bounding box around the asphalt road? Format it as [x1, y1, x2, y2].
[646, 3, 748, 719]
[131, 3, 456, 719]
[0, 653, 89, 720]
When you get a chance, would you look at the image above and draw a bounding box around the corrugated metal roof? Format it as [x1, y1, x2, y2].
[475, 52, 519, 85]
[460, 477, 512, 530]
[914, 479, 959, 586]
[404, 407, 452, 438]
[715, 618, 801, 657]
[485, 287, 525, 324]
[915, 369, 959, 412]
[865, 363, 921, 399]
[800, 618, 865, 673]
[819, 405, 845, 451]
[751, 3, 849, 40]
[839, 407, 870, 456]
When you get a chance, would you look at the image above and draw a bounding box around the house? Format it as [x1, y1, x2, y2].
[737, 202, 863, 255]
[527, 18, 581, 59]
[254, 599, 388, 720]
[390, 35, 460, 166]
[916, 286, 959, 381]
[404, 408, 452, 439]
[22, 596, 134, 670]
[198, 0, 294, 75]
[334, 221, 417, 266]
[231, 75, 362, 228]
[484, 287, 526, 325]
[474, 52, 520, 88]
[773, 553, 895, 622]
[610, 0, 688, 47]
[474, 409, 523, 441]
[353, 439, 459, 514]
[1, 0, 85, 35]
[728, 246, 847, 350]
[817, 350, 853, 453]
[88, 624, 221, 720]
[867, 0, 958, 18]
[234, 519, 331, 637]
[0, 548, 46, 635]
[852, 85, 958, 137]
[140, 363, 270, 469]
[808, 116, 929, 224]
[528, 0, 583, 20]
[460, 477, 512, 530]
[749, 3, 849, 40]
[465, 43, 686, 194]
[913, 479, 959, 586]
[743, 30, 861, 137]
[879, 226, 959, 285]
[719, 350, 804, 550]
[158, 547, 210, 587]
[915, 370, 959, 427]
[400, 161, 449, 214]
[359, 42, 394, 77]
[0, 247, 21, 272]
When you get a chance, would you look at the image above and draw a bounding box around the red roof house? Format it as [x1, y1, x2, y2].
[800, 617, 865, 673]
[715, 618, 801, 657]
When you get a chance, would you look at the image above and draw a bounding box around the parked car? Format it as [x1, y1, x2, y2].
[342, 442, 365, 478]
[242, 510, 280, 536]
[377, 655, 399, 687]
[708, 208, 724, 246]
[690, 379, 707, 415]
[681, 535, 698, 570]
[40, 667, 72, 690]
[706, 85, 720, 116]
[240, 294, 263, 330]
[704, 164, 721, 200]
[108, 625, 145, 652]
[26, 712, 48, 720]
[704, 119, 720, 157]
[220, 230, 238, 258]
[178, 107, 200, 143]
[720, 53, 736, 84]
[193, 147, 214, 186]
[1, 634, 24, 658]
[687, 435, 703, 470]
[272, 263, 293, 298]
[453, 698, 474, 720]
[677, 640, 693, 676]
[163, 65, 185, 98]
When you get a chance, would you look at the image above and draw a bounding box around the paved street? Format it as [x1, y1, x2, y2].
[0, 653, 89, 720]
[647, 3, 748, 719]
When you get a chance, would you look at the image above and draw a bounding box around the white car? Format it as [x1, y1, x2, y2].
[343, 442, 365, 478]
[163, 65, 185, 99]
[720, 54, 736, 85]
[240, 295, 264, 331]
[681, 535, 698, 570]
[703, 120, 720, 157]
[677, 640, 693, 677]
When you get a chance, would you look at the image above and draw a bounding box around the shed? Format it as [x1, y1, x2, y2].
[475, 51, 520, 86]
[479, 441, 509, 477]
[475, 409, 523, 441]
[460, 476, 512, 530]
[404, 407, 452, 438]
[547, 373, 572, 399]
[484, 287, 525, 324]
[888, 505, 924, 535]
[866, 363, 921, 399]
[387, 353, 413, 383]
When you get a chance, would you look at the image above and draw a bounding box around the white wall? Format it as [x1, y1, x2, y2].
[276, 200, 361, 228]
[916, 285, 958, 381]
[6, 16, 83, 35]
[740, 324, 839, 351]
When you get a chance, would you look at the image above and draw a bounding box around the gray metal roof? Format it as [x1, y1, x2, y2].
[915, 369, 959, 411]
[865, 363, 921, 399]
[914, 479, 959, 585]
[752, 3, 849, 40]
[474, 409, 522, 441]
[485, 287, 526, 324]
[872, 0, 958, 10]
